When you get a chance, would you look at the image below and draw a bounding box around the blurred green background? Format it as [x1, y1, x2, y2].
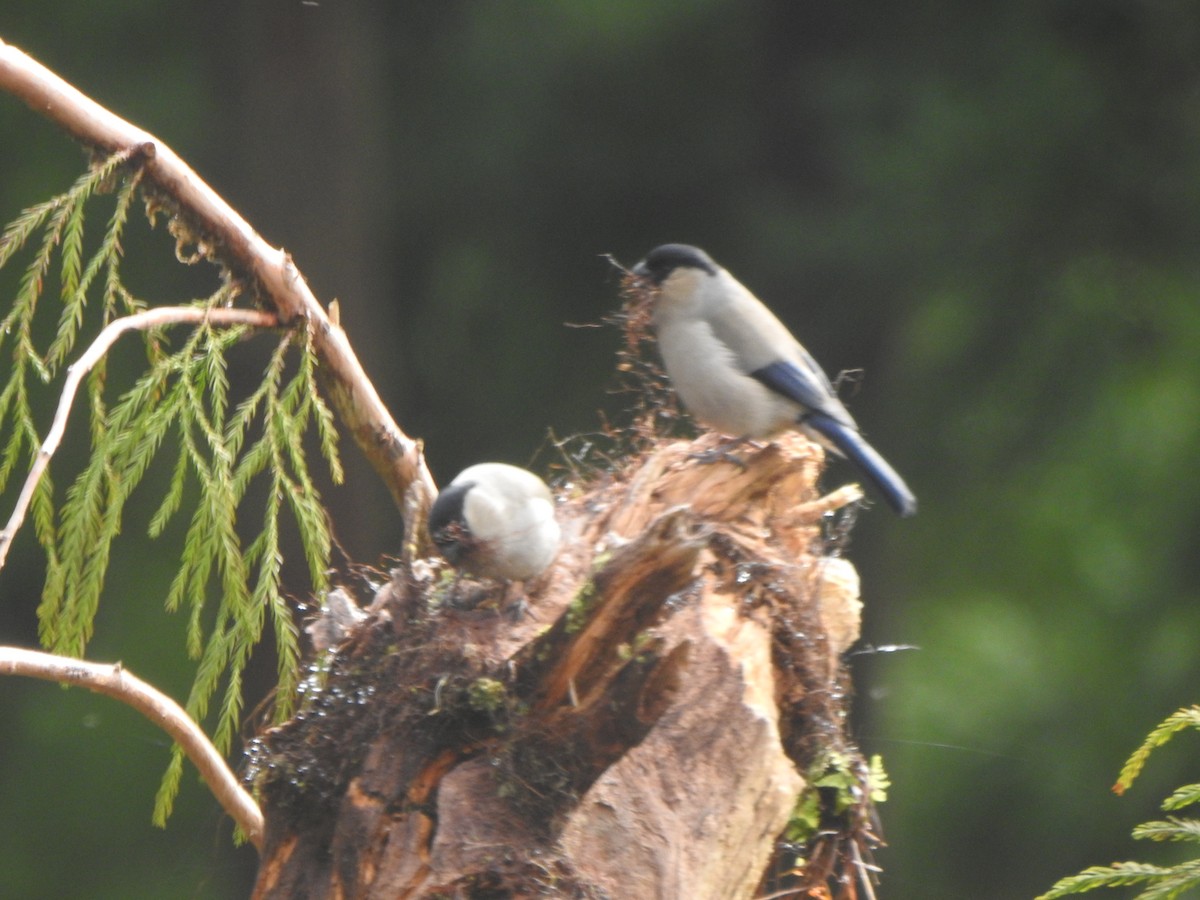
[3, 3, 1200, 898]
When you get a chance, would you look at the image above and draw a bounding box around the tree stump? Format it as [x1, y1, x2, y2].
[250, 432, 880, 899]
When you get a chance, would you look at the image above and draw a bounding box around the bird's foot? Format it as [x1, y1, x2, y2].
[687, 436, 753, 469]
[505, 592, 529, 623]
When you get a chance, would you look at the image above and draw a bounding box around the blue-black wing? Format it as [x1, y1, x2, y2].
[750, 359, 849, 423]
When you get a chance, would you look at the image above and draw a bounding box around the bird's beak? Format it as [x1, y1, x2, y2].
[623, 261, 657, 300]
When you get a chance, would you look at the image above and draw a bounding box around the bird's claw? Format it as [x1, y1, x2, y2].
[687, 446, 748, 469]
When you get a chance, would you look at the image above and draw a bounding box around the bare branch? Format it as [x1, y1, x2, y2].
[0, 644, 264, 849]
[0, 35, 437, 516]
[0, 306, 278, 572]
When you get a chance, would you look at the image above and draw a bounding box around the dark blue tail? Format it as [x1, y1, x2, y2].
[805, 413, 917, 517]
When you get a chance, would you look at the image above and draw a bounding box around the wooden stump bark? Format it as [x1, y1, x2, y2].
[250, 432, 880, 899]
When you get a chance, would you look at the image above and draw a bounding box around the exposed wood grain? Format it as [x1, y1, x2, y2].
[252, 432, 870, 899]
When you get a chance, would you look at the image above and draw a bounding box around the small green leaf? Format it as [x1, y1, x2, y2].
[1117, 707, 1200, 795]
[1132, 818, 1200, 844]
[1163, 784, 1200, 813]
[152, 747, 186, 830]
[1036, 861, 1173, 899]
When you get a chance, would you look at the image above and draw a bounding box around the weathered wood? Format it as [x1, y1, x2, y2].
[251, 432, 875, 899]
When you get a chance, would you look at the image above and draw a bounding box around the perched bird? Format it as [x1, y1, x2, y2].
[630, 243, 917, 517]
[427, 463, 562, 580]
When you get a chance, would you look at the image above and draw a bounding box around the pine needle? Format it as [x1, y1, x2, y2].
[1, 154, 338, 827]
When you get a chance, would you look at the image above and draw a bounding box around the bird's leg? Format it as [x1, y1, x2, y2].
[504, 583, 530, 623]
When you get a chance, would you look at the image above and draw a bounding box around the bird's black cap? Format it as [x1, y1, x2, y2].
[428, 479, 475, 561]
[631, 243, 718, 283]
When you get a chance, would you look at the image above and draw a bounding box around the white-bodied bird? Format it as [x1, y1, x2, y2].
[427, 463, 562, 580]
[630, 243, 916, 517]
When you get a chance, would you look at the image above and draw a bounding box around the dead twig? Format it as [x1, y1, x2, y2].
[0, 645, 264, 849]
